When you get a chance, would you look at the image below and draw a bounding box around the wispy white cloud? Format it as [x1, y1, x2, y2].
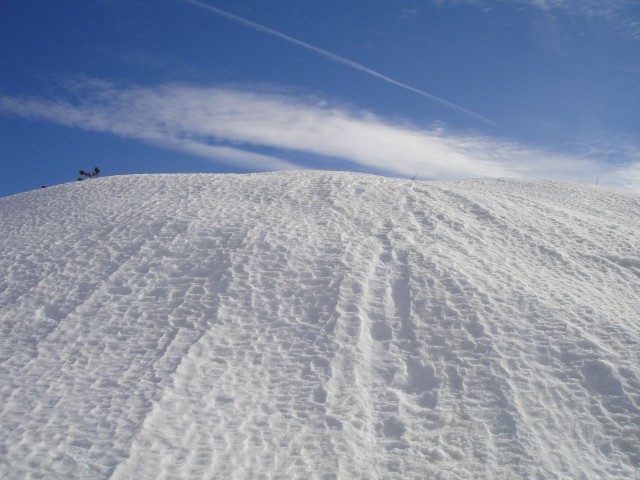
[397, 7, 420, 20]
[1, 82, 638, 191]
[0, 87, 297, 171]
[184, 0, 496, 126]
[607, 163, 640, 192]
[434, 0, 640, 38]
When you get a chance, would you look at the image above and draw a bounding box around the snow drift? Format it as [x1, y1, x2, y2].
[0, 171, 639, 479]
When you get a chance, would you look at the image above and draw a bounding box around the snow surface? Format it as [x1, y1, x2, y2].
[1, 171, 639, 479]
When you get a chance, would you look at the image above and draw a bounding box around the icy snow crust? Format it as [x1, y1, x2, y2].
[1, 171, 639, 479]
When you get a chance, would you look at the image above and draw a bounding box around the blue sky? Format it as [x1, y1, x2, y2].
[1, 0, 639, 196]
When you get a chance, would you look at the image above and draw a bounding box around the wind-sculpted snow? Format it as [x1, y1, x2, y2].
[0, 172, 639, 479]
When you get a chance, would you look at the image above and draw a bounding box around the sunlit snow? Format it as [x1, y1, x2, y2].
[1, 172, 639, 479]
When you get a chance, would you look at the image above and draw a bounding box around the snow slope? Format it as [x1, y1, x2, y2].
[0, 172, 639, 479]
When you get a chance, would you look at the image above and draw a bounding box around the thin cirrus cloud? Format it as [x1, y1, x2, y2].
[0, 82, 638, 191]
[434, 0, 640, 37]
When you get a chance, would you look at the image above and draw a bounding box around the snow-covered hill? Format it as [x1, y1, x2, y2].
[1, 172, 639, 479]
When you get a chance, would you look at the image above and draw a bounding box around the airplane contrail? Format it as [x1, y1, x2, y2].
[185, 0, 497, 126]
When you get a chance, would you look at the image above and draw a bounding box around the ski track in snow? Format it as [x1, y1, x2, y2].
[0, 172, 639, 479]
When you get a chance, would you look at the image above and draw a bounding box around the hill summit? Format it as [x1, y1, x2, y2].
[1, 171, 639, 479]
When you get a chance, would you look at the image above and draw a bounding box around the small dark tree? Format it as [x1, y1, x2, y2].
[77, 166, 100, 181]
